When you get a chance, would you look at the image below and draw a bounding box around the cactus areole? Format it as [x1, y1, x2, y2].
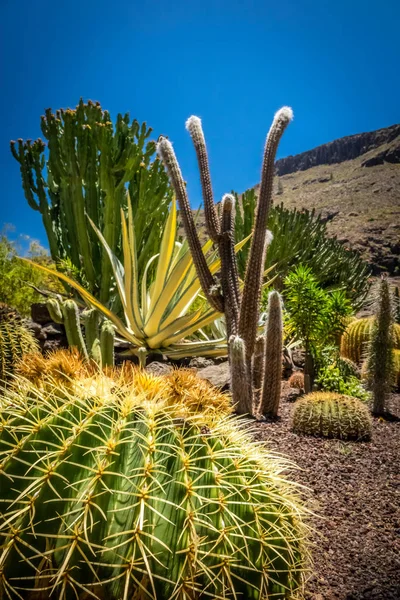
[0, 379, 307, 599]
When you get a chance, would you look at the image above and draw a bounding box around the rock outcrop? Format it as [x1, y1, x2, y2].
[275, 124, 400, 175]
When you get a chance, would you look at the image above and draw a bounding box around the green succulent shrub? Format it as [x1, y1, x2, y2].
[284, 265, 353, 391]
[292, 391, 372, 441]
[315, 348, 369, 401]
[0, 374, 308, 600]
[11, 100, 172, 304]
[234, 190, 371, 308]
[0, 232, 62, 316]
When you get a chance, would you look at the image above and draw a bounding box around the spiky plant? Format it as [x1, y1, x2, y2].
[16, 348, 90, 387]
[289, 371, 305, 390]
[0, 317, 38, 383]
[0, 375, 308, 600]
[157, 108, 292, 416]
[259, 291, 284, 417]
[340, 317, 400, 364]
[292, 391, 372, 440]
[365, 276, 396, 415]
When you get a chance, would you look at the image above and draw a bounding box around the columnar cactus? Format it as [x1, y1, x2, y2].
[157, 108, 292, 415]
[259, 291, 284, 417]
[11, 100, 172, 302]
[292, 391, 372, 440]
[0, 375, 308, 599]
[365, 276, 395, 415]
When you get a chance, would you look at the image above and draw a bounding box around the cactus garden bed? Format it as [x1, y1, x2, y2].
[254, 383, 400, 600]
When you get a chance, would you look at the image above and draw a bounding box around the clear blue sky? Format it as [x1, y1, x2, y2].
[1, 0, 399, 249]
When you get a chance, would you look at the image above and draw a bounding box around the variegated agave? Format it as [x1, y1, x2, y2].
[24, 196, 250, 359]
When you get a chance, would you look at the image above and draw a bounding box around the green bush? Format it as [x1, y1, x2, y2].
[0, 232, 62, 316]
[0, 375, 308, 599]
[292, 391, 372, 440]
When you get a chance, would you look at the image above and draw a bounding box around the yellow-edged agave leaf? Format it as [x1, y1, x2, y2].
[146, 308, 205, 348]
[167, 340, 227, 358]
[141, 253, 160, 315]
[145, 197, 177, 326]
[20, 259, 142, 346]
[161, 309, 223, 347]
[121, 202, 144, 333]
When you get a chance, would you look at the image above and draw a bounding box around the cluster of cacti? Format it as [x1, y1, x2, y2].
[11, 100, 172, 302]
[365, 276, 396, 415]
[292, 391, 372, 440]
[0, 304, 38, 382]
[157, 109, 292, 416]
[0, 371, 308, 600]
[340, 316, 400, 364]
[289, 371, 305, 390]
[47, 297, 115, 366]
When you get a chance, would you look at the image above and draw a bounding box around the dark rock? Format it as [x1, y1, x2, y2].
[197, 362, 230, 390]
[31, 303, 52, 324]
[43, 339, 68, 353]
[286, 388, 303, 402]
[292, 348, 305, 369]
[275, 123, 400, 175]
[42, 322, 65, 337]
[188, 357, 215, 369]
[24, 320, 42, 336]
[145, 361, 173, 376]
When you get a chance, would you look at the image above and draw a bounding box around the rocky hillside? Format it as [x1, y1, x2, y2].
[253, 123, 400, 274]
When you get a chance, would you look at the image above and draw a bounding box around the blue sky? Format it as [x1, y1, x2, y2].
[1, 0, 399, 249]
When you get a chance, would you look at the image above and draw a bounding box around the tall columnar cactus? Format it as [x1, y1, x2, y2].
[0, 376, 308, 599]
[11, 100, 172, 303]
[157, 108, 292, 415]
[61, 299, 88, 358]
[100, 318, 115, 367]
[0, 314, 38, 382]
[259, 291, 284, 417]
[365, 275, 395, 415]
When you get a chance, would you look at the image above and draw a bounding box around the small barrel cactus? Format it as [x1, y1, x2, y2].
[0, 373, 308, 600]
[289, 371, 305, 390]
[0, 315, 38, 382]
[340, 317, 400, 364]
[292, 391, 372, 441]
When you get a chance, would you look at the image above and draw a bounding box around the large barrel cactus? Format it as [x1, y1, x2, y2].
[0, 374, 308, 599]
[340, 317, 400, 364]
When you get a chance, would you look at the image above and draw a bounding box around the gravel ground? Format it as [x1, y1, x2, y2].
[254, 384, 400, 600]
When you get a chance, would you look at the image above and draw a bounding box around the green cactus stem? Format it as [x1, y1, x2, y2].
[46, 297, 64, 324]
[82, 307, 101, 358]
[61, 299, 88, 359]
[259, 291, 284, 417]
[100, 318, 115, 367]
[0, 319, 38, 382]
[365, 276, 395, 415]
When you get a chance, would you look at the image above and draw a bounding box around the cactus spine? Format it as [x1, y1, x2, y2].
[366, 276, 395, 415]
[0, 376, 308, 599]
[11, 100, 172, 302]
[259, 291, 283, 417]
[157, 108, 291, 416]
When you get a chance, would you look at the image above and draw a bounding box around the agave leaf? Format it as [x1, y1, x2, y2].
[20, 259, 142, 346]
[144, 197, 177, 335]
[121, 199, 144, 332]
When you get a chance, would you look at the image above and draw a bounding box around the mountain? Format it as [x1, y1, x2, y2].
[253, 123, 400, 274]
